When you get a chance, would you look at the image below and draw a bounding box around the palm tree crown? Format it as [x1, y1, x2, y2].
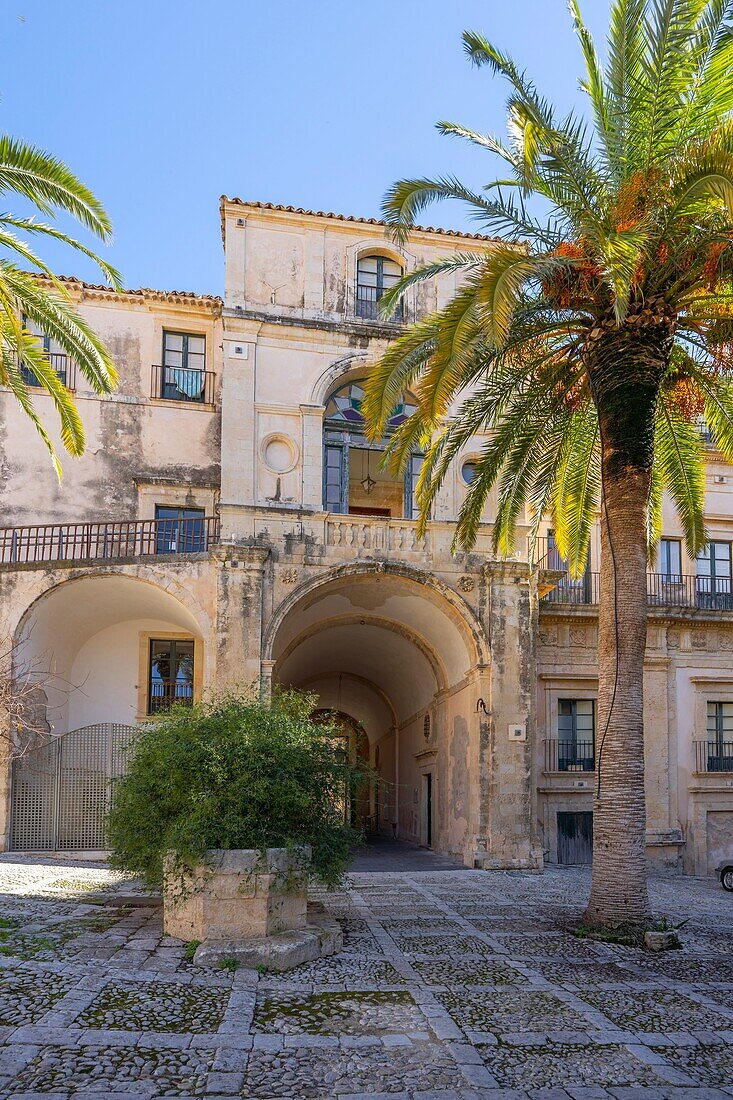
[364, 0, 733, 577]
[0, 136, 120, 476]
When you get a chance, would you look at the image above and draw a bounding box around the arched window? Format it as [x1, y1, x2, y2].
[323, 377, 421, 517]
[324, 380, 416, 431]
[355, 254, 403, 321]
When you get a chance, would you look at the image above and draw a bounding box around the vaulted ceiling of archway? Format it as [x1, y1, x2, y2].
[18, 575, 201, 676]
[272, 572, 476, 723]
[273, 573, 474, 686]
[277, 621, 438, 721]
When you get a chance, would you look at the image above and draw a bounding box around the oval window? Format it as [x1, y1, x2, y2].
[461, 460, 477, 486]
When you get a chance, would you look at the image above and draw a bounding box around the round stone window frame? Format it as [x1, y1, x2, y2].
[261, 433, 300, 475]
[460, 456, 480, 487]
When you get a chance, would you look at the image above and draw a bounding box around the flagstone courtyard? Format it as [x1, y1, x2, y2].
[0, 855, 732, 1098]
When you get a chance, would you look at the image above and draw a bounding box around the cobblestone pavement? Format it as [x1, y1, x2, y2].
[1, 857, 733, 1097]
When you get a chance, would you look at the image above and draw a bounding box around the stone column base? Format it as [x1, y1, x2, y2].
[193, 902, 343, 971]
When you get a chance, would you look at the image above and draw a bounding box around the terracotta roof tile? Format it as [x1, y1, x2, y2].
[51, 274, 222, 309]
[220, 196, 498, 242]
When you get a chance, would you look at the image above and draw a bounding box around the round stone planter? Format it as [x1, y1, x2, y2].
[163, 845, 311, 942]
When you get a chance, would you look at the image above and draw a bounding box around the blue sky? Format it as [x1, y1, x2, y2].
[4, 0, 610, 295]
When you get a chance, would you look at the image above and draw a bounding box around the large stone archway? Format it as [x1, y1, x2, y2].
[266, 563, 489, 864]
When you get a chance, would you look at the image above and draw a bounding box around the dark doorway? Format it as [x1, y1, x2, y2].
[425, 773, 433, 848]
[557, 811, 593, 865]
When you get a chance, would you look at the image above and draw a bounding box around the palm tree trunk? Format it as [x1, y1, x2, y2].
[583, 324, 671, 927]
[584, 459, 652, 926]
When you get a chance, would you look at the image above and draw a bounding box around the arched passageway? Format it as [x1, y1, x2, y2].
[6, 574, 207, 853]
[267, 565, 487, 863]
[14, 573, 205, 736]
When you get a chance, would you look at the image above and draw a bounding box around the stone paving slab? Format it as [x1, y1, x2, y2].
[1, 854, 733, 1096]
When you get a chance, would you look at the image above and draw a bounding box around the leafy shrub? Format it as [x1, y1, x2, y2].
[108, 689, 366, 889]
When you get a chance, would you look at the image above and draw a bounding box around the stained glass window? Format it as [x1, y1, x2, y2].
[324, 380, 417, 431]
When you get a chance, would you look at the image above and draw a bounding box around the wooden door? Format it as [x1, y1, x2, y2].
[557, 811, 593, 865]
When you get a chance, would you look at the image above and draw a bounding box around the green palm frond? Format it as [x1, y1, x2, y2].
[640, 0, 708, 168]
[595, 224, 651, 321]
[2, 215, 122, 289]
[457, 381, 574, 555]
[0, 346, 62, 478]
[655, 393, 707, 554]
[606, 0, 648, 158]
[674, 1, 733, 144]
[377, 253, 488, 321]
[435, 121, 520, 167]
[10, 331, 85, 454]
[362, 0, 733, 575]
[362, 316, 439, 438]
[0, 133, 119, 474]
[0, 266, 117, 393]
[415, 283, 483, 421]
[381, 406, 433, 478]
[569, 0, 613, 166]
[694, 375, 733, 463]
[0, 135, 113, 239]
[551, 407, 600, 576]
[382, 177, 507, 242]
[474, 245, 539, 345]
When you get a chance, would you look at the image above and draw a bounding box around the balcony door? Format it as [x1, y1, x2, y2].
[161, 331, 206, 401]
[696, 541, 732, 609]
[148, 639, 194, 714]
[707, 702, 733, 772]
[548, 532, 592, 603]
[154, 506, 206, 553]
[557, 699, 595, 772]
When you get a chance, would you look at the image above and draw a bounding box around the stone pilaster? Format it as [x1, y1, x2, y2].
[214, 545, 270, 692]
[219, 341, 256, 517]
[475, 561, 543, 871]
[300, 404, 324, 510]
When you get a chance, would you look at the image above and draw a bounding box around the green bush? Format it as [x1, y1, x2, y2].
[107, 689, 366, 889]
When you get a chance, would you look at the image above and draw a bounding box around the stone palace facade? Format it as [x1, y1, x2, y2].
[1, 198, 732, 876]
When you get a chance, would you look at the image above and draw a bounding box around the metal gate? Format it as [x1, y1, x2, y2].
[10, 723, 136, 851]
[557, 811, 593, 865]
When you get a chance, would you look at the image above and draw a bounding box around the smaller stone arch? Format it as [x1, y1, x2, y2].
[345, 236, 414, 277]
[310, 353, 370, 406]
[11, 564, 212, 648]
[11, 569, 210, 739]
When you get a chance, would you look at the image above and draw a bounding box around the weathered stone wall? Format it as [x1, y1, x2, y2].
[0, 286, 222, 528]
[537, 609, 733, 875]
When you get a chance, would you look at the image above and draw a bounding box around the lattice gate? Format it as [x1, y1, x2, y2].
[10, 723, 137, 851]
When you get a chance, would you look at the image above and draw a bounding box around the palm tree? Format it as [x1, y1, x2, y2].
[364, 0, 733, 927]
[0, 136, 120, 476]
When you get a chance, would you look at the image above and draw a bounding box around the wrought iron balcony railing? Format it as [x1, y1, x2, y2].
[0, 515, 220, 565]
[544, 738, 595, 773]
[148, 681, 194, 715]
[354, 285, 403, 322]
[542, 573, 601, 605]
[17, 353, 75, 391]
[538, 558, 733, 612]
[151, 363, 216, 405]
[694, 741, 733, 774]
